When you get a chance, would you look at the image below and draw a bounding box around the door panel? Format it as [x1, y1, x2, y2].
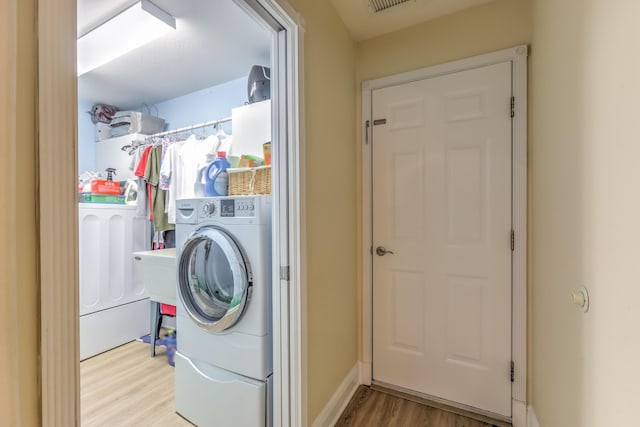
[372, 61, 512, 417]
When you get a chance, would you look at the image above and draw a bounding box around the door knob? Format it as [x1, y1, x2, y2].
[376, 246, 394, 256]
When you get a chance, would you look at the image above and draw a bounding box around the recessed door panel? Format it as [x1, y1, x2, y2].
[445, 141, 488, 247]
[389, 270, 425, 355]
[445, 276, 485, 365]
[392, 152, 424, 238]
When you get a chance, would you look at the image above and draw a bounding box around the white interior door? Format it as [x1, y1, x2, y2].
[372, 61, 513, 417]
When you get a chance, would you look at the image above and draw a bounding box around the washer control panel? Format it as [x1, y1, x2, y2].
[198, 197, 256, 219]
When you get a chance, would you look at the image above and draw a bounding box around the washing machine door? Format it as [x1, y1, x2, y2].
[178, 226, 250, 332]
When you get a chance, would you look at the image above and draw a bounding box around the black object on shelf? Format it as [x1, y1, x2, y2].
[247, 65, 271, 103]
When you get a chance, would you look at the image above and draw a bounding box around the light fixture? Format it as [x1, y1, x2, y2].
[77, 0, 176, 76]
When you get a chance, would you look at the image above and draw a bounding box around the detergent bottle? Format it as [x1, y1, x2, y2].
[204, 151, 230, 197]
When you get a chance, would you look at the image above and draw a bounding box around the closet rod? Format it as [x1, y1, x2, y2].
[145, 116, 232, 140]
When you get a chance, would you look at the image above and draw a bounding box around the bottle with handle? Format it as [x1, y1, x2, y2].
[204, 151, 230, 197]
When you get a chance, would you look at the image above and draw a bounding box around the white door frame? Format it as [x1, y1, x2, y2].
[361, 45, 528, 426]
[234, 1, 307, 425]
[37, 0, 305, 425]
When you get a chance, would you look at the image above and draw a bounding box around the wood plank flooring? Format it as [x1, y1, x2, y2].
[81, 340, 192, 426]
[336, 386, 510, 427]
[83, 342, 511, 427]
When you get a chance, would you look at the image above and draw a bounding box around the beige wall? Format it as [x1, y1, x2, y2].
[0, 0, 40, 424]
[356, 0, 532, 82]
[284, 0, 359, 424]
[531, 0, 640, 425]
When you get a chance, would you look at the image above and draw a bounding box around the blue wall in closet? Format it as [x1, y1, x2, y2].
[155, 76, 246, 132]
[78, 99, 97, 174]
[78, 76, 247, 174]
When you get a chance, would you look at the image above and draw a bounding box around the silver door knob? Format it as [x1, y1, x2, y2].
[376, 246, 394, 256]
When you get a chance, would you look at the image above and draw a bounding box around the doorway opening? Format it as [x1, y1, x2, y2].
[39, 0, 303, 425]
[77, 1, 272, 423]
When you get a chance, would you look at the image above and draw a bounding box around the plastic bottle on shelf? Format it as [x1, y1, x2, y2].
[204, 151, 231, 197]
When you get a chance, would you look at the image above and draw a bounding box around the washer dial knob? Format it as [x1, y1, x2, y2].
[201, 202, 215, 216]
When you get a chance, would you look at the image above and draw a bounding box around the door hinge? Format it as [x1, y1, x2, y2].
[373, 118, 387, 126]
[280, 266, 290, 281]
[365, 120, 370, 145]
[510, 96, 515, 118]
[510, 361, 515, 382]
[511, 229, 515, 251]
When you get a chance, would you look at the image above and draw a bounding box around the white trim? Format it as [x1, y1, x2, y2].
[512, 400, 527, 427]
[272, 28, 290, 427]
[527, 405, 540, 427]
[359, 360, 372, 385]
[361, 45, 528, 421]
[310, 364, 360, 427]
[363, 46, 527, 90]
[511, 45, 528, 404]
[361, 82, 373, 387]
[216, 1, 306, 426]
[246, 2, 306, 426]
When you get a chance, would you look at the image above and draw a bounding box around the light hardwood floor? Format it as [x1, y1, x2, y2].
[336, 386, 511, 427]
[83, 342, 511, 427]
[81, 340, 192, 426]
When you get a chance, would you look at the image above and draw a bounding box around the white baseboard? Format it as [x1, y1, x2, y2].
[528, 405, 540, 427]
[80, 298, 150, 361]
[359, 361, 371, 385]
[512, 400, 527, 427]
[311, 363, 360, 427]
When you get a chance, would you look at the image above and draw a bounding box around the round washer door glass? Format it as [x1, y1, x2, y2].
[178, 226, 250, 332]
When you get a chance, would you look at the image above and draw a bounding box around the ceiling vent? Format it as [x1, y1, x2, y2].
[368, 0, 413, 13]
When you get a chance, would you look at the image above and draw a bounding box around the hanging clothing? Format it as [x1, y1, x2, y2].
[144, 145, 174, 232]
[160, 135, 217, 224]
[217, 135, 233, 155]
[130, 145, 151, 218]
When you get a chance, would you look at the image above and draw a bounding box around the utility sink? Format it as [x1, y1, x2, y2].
[133, 248, 177, 306]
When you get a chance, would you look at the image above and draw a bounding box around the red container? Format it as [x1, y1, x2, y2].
[90, 179, 120, 195]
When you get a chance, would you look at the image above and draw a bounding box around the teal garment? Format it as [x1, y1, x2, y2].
[144, 145, 174, 232]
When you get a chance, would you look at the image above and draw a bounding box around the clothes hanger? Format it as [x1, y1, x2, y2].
[216, 120, 227, 138]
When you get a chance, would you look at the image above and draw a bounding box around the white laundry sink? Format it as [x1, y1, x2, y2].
[133, 248, 177, 306]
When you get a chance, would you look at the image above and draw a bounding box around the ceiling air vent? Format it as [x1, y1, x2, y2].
[368, 0, 413, 13]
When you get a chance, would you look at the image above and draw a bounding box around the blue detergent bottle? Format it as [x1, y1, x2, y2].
[204, 151, 230, 196]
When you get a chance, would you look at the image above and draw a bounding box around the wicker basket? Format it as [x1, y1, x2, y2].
[228, 165, 272, 195]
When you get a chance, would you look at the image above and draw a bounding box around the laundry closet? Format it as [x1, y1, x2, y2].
[76, 0, 272, 361]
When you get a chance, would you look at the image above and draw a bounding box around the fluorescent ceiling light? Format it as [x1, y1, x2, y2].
[77, 0, 176, 76]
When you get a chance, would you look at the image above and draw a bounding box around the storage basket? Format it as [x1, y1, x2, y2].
[228, 165, 271, 195]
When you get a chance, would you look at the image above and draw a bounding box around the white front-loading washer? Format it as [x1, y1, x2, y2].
[174, 196, 272, 427]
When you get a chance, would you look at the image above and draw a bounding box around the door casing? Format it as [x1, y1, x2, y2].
[361, 45, 528, 427]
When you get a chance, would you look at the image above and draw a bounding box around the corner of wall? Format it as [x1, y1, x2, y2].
[310, 363, 360, 427]
[528, 405, 540, 427]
